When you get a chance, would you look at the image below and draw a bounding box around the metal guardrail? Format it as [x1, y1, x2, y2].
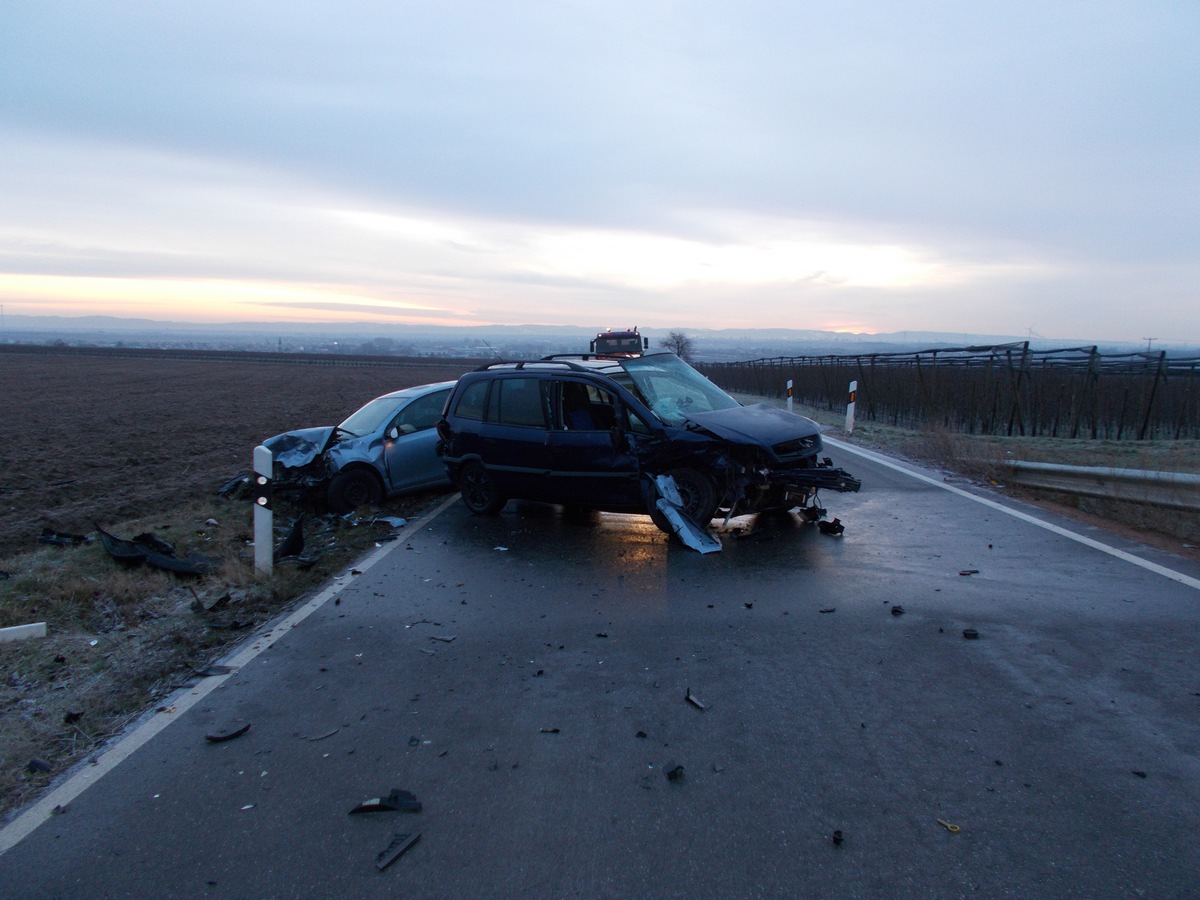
[1003, 461, 1200, 512]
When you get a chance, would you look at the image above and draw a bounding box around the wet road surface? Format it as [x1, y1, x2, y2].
[3, 443, 1199, 898]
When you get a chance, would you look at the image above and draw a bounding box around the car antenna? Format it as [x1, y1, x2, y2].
[480, 339, 503, 361]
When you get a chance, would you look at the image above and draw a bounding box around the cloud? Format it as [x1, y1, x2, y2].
[0, 1, 1197, 341]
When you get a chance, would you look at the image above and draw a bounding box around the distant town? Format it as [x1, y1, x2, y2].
[0, 313, 1191, 362]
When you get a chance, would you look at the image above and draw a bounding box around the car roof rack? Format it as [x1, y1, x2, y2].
[472, 359, 603, 373]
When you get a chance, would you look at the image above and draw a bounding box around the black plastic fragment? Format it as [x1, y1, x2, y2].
[38, 528, 89, 547]
[832, 829, 844, 846]
[817, 518, 844, 536]
[275, 514, 305, 561]
[665, 763, 685, 783]
[26, 758, 52, 773]
[375, 832, 420, 871]
[890, 605, 905, 616]
[350, 789, 422, 814]
[205, 722, 251, 743]
[962, 628, 979, 640]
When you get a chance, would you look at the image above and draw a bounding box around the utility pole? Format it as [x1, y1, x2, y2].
[1143, 337, 1157, 352]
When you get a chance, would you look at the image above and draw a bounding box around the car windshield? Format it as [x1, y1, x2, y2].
[619, 354, 740, 425]
[337, 396, 403, 437]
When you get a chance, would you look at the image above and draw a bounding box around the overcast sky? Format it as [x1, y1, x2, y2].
[1, 1, 1196, 341]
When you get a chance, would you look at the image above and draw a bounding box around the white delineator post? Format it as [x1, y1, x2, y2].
[786, 379, 794, 414]
[846, 380, 858, 435]
[253, 444, 273, 575]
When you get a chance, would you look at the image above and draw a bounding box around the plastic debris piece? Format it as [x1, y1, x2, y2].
[665, 763, 685, 782]
[205, 723, 251, 743]
[832, 830, 844, 846]
[817, 518, 844, 536]
[307, 728, 341, 742]
[375, 832, 421, 871]
[540, 727, 561, 734]
[1132, 770, 1147, 778]
[39, 528, 90, 547]
[372, 516, 408, 528]
[959, 569, 980, 576]
[26, 758, 51, 773]
[936, 819, 961, 833]
[63, 710, 82, 724]
[494, 546, 509, 551]
[685, 688, 707, 711]
[962, 628, 979, 640]
[635, 731, 648, 739]
[429, 634, 456, 643]
[595, 632, 608, 638]
[819, 608, 836, 614]
[890, 605, 905, 616]
[194, 664, 235, 677]
[350, 789, 422, 814]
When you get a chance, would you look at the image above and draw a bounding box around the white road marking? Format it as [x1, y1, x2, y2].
[826, 436, 1200, 592]
[0, 493, 462, 856]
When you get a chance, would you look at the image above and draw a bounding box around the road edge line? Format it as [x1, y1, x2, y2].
[825, 436, 1200, 592]
[0, 493, 462, 856]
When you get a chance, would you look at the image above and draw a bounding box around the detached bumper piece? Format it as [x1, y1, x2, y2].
[775, 462, 861, 494]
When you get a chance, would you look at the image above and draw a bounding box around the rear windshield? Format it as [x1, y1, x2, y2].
[619, 354, 740, 425]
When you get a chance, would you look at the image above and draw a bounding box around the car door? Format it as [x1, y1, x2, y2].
[476, 375, 555, 501]
[381, 387, 453, 492]
[542, 378, 643, 510]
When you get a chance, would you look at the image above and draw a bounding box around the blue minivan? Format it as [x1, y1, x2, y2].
[436, 353, 858, 532]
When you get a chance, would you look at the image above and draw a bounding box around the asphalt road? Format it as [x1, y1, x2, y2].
[2, 441, 1199, 899]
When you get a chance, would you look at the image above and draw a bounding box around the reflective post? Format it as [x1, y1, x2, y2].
[786, 379, 793, 414]
[846, 380, 857, 435]
[253, 444, 273, 575]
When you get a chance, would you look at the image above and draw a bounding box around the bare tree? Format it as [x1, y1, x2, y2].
[659, 330, 695, 361]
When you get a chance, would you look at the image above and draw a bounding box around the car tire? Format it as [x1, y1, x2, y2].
[458, 461, 506, 515]
[648, 467, 719, 532]
[327, 469, 384, 514]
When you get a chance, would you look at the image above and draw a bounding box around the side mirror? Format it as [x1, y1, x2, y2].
[387, 426, 401, 440]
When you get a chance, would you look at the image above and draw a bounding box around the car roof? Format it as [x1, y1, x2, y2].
[374, 380, 458, 401]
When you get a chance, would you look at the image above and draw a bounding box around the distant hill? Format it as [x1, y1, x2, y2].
[0, 313, 1187, 359]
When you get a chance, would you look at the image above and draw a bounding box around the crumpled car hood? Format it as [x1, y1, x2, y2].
[263, 426, 336, 469]
[684, 403, 821, 447]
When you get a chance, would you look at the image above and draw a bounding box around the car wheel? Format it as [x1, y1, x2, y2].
[458, 461, 506, 515]
[648, 467, 719, 532]
[327, 470, 383, 514]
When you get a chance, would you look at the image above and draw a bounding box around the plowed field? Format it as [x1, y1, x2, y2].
[0, 350, 475, 558]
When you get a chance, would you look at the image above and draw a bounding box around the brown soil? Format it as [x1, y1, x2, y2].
[0, 352, 474, 557]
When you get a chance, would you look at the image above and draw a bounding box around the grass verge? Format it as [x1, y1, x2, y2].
[0, 487, 453, 821]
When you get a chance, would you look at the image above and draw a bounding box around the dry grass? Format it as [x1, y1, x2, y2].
[0, 487, 452, 819]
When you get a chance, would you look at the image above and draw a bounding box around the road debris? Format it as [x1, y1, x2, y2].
[38, 528, 90, 547]
[962, 628, 980, 640]
[832, 830, 844, 846]
[429, 634, 457, 643]
[936, 819, 961, 833]
[890, 605, 905, 616]
[665, 763, 685, 783]
[26, 758, 52, 773]
[817, 518, 845, 536]
[205, 723, 251, 743]
[375, 832, 421, 871]
[349, 789, 422, 814]
[685, 687, 707, 711]
[819, 608, 836, 614]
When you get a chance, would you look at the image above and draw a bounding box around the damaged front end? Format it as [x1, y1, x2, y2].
[675, 403, 860, 520]
[261, 427, 340, 495]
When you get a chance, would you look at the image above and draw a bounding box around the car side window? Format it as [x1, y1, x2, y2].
[395, 390, 448, 433]
[558, 382, 618, 431]
[454, 381, 490, 421]
[492, 377, 548, 428]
